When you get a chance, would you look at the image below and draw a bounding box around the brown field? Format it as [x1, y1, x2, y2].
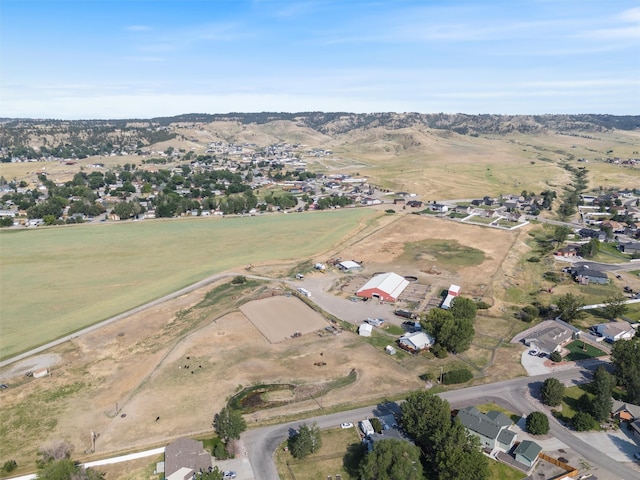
[240, 295, 329, 343]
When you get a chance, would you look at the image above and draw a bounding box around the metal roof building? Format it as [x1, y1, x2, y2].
[356, 272, 409, 302]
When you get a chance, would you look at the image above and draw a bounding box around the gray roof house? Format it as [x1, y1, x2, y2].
[611, 399, 640, 421]
[457, 406, 517, 453]
[593, 321, 636, 342]
[164, 438, 212, 480]
[513, 440, 542, 469]
[523, 325, 573, 354]
[569, 265, 609, 285]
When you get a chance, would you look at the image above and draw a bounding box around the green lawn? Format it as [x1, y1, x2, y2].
[563, 341, 607, 362]
[487, 460, 526, 480]
[0, 208, 377, 359]
[554, 385, 600, 431]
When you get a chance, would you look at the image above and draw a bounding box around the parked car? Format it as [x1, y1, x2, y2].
[222, 472, 237, 479]
[537, 352, 546, 358]
[365, 318, 384, 327]
[529, 349, 539, 356]
[340, 422, 353, 429]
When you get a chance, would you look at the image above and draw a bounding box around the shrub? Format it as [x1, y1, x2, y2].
[231, 275, 247, 285]
[370, 417, 382, 433]
[572, 411, 595, 431]
[526, 412, 549, 435]
[550, 351, 562, 363]
[475, 300, 490, 310]
[211, 438, 231, 459]
[2, 460, 17, 473]
[527, 256, 541, 262]
[442, 368, 473, 385]
[385, 209, 395, 214]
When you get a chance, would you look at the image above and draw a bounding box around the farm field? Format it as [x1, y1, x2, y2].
[0, 207, 377, 359]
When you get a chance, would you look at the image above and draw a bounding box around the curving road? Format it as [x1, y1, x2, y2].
[243, 362, 638, 480]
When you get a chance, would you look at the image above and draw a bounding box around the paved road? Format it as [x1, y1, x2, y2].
[243, 362, 639, 480]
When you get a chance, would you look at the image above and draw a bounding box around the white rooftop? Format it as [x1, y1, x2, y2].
[358, 272, 409, 299]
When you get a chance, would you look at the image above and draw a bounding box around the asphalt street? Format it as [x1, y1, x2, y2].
[243, 363, 640, 480]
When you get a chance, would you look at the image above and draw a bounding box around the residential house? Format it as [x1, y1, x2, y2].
[430, 203, 448, 212]
[513, 440, 543, 469]
[577, 228, 606, 241]
[164, 438, 211, 480]
[555, 245, 579, 257]
[631, 420, 640, 440]
[398, 332, 434, 353]
[611, 399, 640, 422]
[407, 200, 423, 208]
[523, 325, 573, 354]
[593, 321, 636, 342]
[619, 241, 640, 255]
[456, 406, 517, 453]
[568, 265, 609, 285]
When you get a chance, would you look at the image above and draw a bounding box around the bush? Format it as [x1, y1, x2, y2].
[370, 417, 382, 433]
[442, 368, 473, 385]
[231, 275, 247, 285]
[475, 301, 490, 310]
[550, 351, 562, 363]
[2, 460, 17, 473]
[211, 438, 231, 459]
[385, 209, 395, 214]
[572, 411, 595, 431]
[527, 256, 541, 262]
[526, 412, 549, 435]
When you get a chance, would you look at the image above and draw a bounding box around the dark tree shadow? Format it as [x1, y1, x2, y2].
[343, 442, 366, 477]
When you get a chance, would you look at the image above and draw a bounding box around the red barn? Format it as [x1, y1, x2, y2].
[356, 272, 409, 302]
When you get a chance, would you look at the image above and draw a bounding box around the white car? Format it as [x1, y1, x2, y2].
[340, 422, 353, 429]
[222, 472, 237, 479]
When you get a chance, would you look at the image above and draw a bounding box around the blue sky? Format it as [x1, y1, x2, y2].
[1, 0, 639, 118]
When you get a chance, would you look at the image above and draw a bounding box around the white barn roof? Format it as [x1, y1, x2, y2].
[357, 272, 409, 300]
[399, 332, 434, 350]
[339, 260, 362, 270]
[358, 323, 373, 337]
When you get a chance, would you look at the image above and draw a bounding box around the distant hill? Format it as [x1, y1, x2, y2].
[1, 112, 639, 162]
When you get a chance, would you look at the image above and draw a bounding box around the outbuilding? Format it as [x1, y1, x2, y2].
[398, 332, 434, 353]
[358, 324, 373, 337]
[356, 272, 409, 302]
[338, 260, 362, 272]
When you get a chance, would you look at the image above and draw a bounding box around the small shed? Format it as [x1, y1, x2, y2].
[385, 345, 397, 355]
[358, 324, 373, 337]
[338, 260, 362, 272]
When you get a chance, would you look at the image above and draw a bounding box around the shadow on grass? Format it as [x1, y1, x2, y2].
[343, 442, 366, 477]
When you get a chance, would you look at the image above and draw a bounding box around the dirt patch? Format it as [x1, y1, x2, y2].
[240, 295, 329, 343]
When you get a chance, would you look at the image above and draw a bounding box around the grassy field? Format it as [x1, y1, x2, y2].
[0, 208, 378, 359]
[275, 427, 362, 480]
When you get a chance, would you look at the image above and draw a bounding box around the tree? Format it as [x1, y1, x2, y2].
[288, 422, 322, 459]
[550, 351, 562, 363]
[431, 420, 489, 480]
[449, 296, 477, 320]
[541, 377, 565, 406]
[422, 308, 475, 354]
[590, 366, 614, 421]
[212, 407, 246, 443]
[556, 293, 585, 322]
[359, 438, 423, 480]
[579, 238, 600, 258]
[611, 338, 640, 403]
[552, 225, 571, 244]
[526, 412, 549, 435]
[400, 391, 452, 450]
[572, 411, 595, 431]
[602, 293, 628, 320]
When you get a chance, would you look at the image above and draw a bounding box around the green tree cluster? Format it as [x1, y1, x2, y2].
[359, 439, 423, 480]
[572, 411, 595, 431]
[212, 407, 246, 443]
[288, 422, 322, 459]
[400, 391, 488, 480]
[611, 338, 640, 403]
[556, 293, 585, 322]
[421, 296, 477, 354]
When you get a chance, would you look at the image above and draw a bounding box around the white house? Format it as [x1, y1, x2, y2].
[593, 321, 636, 342]
[398, 332, 434, 353]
